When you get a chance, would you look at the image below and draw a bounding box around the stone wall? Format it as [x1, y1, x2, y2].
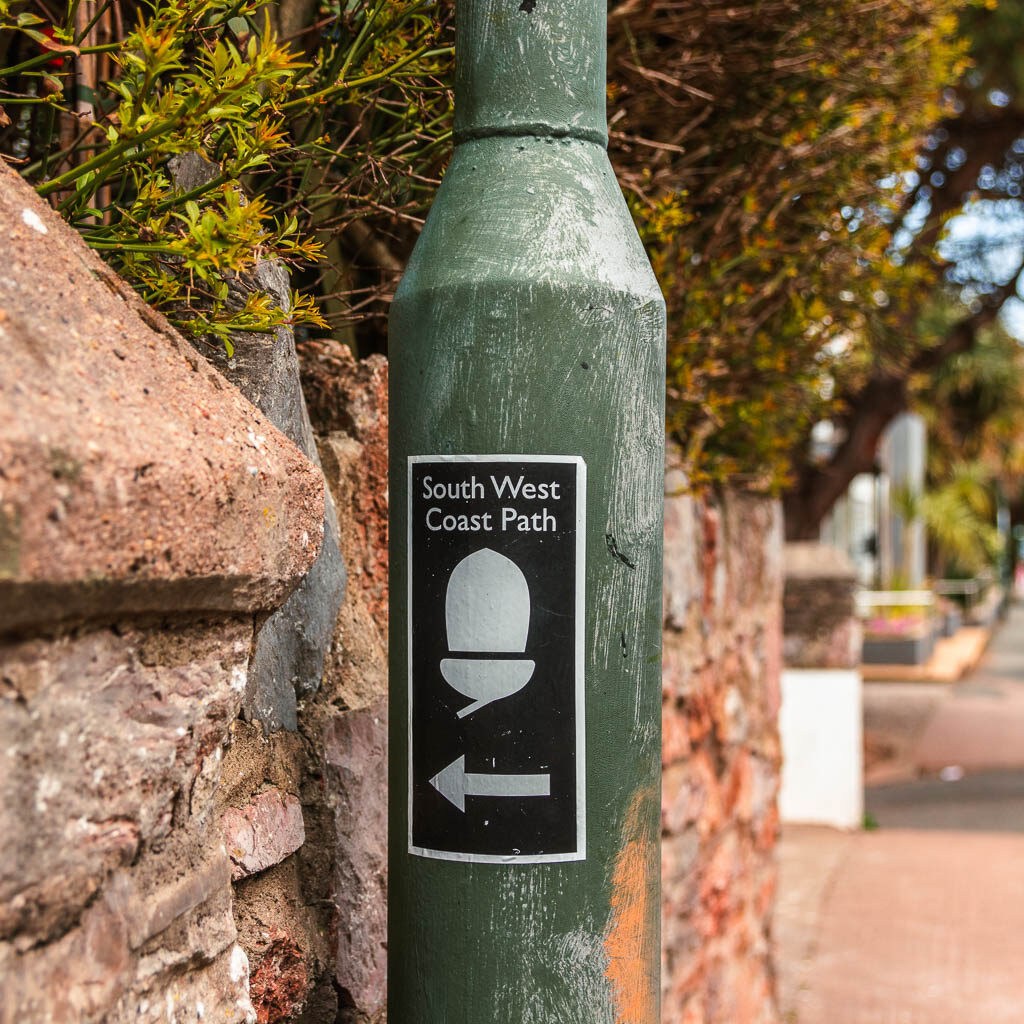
[661, 471, 783, 1024]
[179, 345, 389, 1024]
[0, 165, 325, 1023]
[782, 542, 860, 671]
[299, 340, 390, 1022]
[1, 157, 783, 1022]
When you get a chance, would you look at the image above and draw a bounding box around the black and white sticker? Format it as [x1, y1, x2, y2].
[407, 455, 586, 864]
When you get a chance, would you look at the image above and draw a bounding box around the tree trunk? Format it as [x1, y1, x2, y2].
[784, 299, 1010, 540]
[784, 375, 905, 540]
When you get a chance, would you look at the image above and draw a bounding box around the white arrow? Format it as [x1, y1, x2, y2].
[429, 755, 551, 813]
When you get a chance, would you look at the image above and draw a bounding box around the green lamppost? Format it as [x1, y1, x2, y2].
[388, 0, 665, 1018]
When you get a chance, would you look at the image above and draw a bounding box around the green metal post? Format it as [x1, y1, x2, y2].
[388, 0, 665, 1018]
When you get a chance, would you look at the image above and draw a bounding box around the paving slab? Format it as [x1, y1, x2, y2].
[913, 690, 1024, 770]
[912, 604, 1024, 771]
[774, 827, 854, 1021]
[866, 769, 1024, 831]
[862, 682, 945, 784]
[777, 827, 1024, 1024]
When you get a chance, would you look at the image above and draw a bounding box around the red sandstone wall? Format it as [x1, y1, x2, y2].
[0, 167, 326, 1024]
[0, 182, 783, 1024]
[661, 468, 783, 1023]
[213, 341, 391, 1024]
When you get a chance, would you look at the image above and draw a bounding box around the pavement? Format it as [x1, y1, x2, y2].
[775, 600, 1024, 1024]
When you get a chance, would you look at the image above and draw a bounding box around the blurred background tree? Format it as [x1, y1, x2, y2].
[782, 0, 1024, 539]
[4, 0, 1023, 543]
[910, 310, 1024, 576]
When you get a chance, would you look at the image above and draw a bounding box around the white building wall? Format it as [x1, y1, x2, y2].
[880, 411, 927, 588]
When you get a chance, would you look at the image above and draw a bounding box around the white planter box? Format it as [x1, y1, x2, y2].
[779, 668, 863, 829]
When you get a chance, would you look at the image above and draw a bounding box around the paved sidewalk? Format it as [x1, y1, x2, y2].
[776, 827, 1024, 1024]
[776, 601, 1024, 1023]
[866, 768, 1024, 831]
[862, 682, 946, 784]
[913, 603, 1024, 771]
[863, 601, 1024, 781]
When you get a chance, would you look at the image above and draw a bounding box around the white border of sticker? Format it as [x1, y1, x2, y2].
[407, 454, 587, 864]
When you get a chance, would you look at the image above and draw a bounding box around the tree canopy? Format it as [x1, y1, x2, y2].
[605, 0, 968, 491]
[783, 0, 1024, 537]
[4, 0, 1018, 524]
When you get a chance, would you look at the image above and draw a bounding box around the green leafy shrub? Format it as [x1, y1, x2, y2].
[2, 0, 981, 496]
[605, 0, 971, 488]
[1, 0, 452, 352]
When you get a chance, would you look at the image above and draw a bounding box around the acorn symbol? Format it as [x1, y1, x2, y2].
[440, 548, 536, 718]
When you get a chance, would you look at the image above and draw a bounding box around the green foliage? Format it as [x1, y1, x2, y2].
[1, 0, 1003, 501]
[955, 0, 1022, 115]
[917, 308, 1024, 486]
[607, 0, 973, 488]
[902, 307, 1024, 573]
[1, 0, 452, 351]
[893, 464, 1002, 574]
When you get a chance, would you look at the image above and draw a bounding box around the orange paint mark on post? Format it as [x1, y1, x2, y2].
[603, 788, 659, 1023]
